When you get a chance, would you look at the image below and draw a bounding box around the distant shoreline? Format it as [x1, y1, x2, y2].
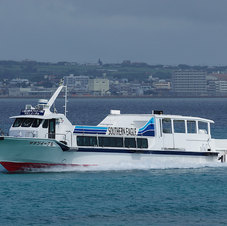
[1, 95, 227, 99]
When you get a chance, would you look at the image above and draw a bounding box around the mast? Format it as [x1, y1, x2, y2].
[63, 86, 68, 116]
[47, 85, 64, 109]
[47, 82, 68, 115]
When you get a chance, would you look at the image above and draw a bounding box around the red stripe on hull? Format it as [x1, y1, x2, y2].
[0, 161, 97, 172]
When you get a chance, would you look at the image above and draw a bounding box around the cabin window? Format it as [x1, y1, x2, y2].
[13, 118, 24, 127]
[125, 138, 136, 148]
[98, 137, 123, 147]
[162, 118, 172, 133]
[13, 118, 42, 128]
[187, 121, 196, 133]
[76, 135, 148, 149]
[32, 119, 43, 128]
[198, 121, 208, 134]
[137, 138, 148, 148]
[77, 136, 97, 146]
[173, 120, 185, 133]
[21, 118, 34, 127]
[42, 120, 48, 128]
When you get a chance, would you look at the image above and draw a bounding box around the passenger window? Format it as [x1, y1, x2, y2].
[42, 120, 48, 128]
[187, 121, 196, 133]
[162, 119, 172, 133]
[137, 138, 148, 148]
[198, 122, 208, 134]
[21, 118, 34, 127]
[98, 137, 123, 147]
[77, 136, 97, 146]
[13, 118, 24, 127]
[32, 119, 43, 128]
[174, 120, 185, 133]
[125, 138, 136, 148]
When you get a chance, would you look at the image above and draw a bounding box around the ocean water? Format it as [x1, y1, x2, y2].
[0, 97, 227, 225]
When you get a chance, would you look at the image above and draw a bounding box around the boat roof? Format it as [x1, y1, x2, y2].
[154, 114, 214, 123]
[98, 113, 214, 128]
[10, 113, 65, 120]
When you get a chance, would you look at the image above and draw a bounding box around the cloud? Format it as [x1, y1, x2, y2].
[0, 0, 227, 64]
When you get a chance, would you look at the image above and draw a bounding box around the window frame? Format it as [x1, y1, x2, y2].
[198, 121, 208, 134]
[77, 136, 98, 147]
[173, 120, 186, 134]
[162, 118, 172, 134]
[187, 120, 197, 134]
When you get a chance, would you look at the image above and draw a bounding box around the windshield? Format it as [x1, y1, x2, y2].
[21, 118, 34, 127]
[32, 119, 43, 128]
[13, 118, 24, 127]
[12, 118, 43, 128]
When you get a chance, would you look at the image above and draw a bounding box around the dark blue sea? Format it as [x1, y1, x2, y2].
[0, 97, 227, 225]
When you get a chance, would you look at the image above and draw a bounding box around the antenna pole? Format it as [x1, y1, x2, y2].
[64, 86, 68, 116]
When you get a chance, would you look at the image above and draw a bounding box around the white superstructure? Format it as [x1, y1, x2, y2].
[0, 85, 226, 172]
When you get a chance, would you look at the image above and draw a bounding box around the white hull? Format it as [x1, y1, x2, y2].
[0, 137, 219, 172]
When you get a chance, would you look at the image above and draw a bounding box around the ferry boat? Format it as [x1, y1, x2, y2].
[0, 85, 226, 172]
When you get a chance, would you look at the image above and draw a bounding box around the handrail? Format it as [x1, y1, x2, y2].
[45, 133, 66, 139]
[45, 132, 73, 146]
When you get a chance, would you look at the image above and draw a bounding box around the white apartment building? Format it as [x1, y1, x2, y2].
[88, 78, 109, 95]
[172, 70, 207, 96]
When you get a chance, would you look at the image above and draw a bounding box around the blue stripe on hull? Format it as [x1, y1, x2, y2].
[76, 147, 218, 157]
[74, 126, 108, 135]
[74, 131, 106, 135]
[138, 117, 155, 137]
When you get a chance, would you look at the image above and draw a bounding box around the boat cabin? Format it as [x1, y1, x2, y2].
[9, 98, 74, 146]
[74, 110, 214, 152]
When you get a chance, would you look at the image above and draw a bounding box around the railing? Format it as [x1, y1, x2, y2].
[45, 132, 72, 146]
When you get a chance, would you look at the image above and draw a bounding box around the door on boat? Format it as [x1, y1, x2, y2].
[48, 119, 56, 139]
[161, 118, 174, 149]
[172, 119, 186, 149]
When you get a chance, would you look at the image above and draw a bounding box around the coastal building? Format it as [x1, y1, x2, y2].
[28, 87, 55, 98]
[206, 75, 217, 96]
[208, 73, 227, 96]
[109, 81, 131, 96]
[8, 88, 31, 97]
[172, 70, 207, 96]
[216, 80, 227, 94]
[63, 74, 89, 94]
[9, 78, 29, 87]
[8, 87, 55, 98]
[153, 80, 171, 96]
[88, 78, 109, 95]
[129, 83, 144, 96]
[153, 80, 171, 90]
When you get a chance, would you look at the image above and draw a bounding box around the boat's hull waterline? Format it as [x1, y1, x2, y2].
[0, 137, 219, 172]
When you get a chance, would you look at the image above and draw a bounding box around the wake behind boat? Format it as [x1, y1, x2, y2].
[0, 85, 226, 172]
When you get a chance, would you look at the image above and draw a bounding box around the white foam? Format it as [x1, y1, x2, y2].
[1, 159, 226, 173]
[22, 160, 227, 173]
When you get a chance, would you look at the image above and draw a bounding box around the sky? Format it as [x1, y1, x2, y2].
[0, 0, 227, 65]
